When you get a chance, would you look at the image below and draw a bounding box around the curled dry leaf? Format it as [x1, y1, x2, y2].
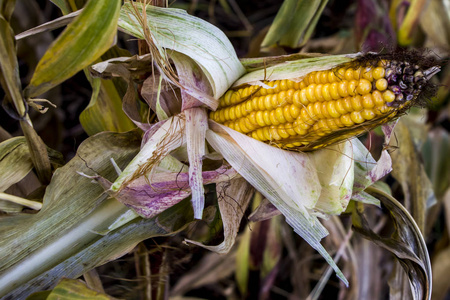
[351, 187, 432, 300]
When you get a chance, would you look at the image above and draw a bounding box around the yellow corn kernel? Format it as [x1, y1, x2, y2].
[315, 84, 325, 101]
[285, 89, 294, 104]
[321, 84, 332, 101]
[248, 112, 258, 126]
[357, 79, 372, 95]
[235, 104, 243, 118]
[275, 107, 286, 123]
[375, 78, 388, 91]
[328, 70, 338, 82]
[229, 106, 236, 120]
[306, 84, 317, 102]
[320, 71, 329, 84]
[271, 94, 280, 108]
[330, 82, 340, 99]
[327, 119, 339, 130]
[263, 111, 271, 125]
[313, 102, 324, 119]
[287, 80, 295, 89]
[255, 111, 265, 127]
[321, 102, 331, 119]
[350, 111, 364, 124]
[284, 123, 297, 136]
[335, 99, 347, 115]
[342, 97, 353, 112]
[338, 81, 349, 97]
[362, 109, 375, 120]
[222, 90, 233, 107]
[362, 67, 373, 81]
[255, 128, 266, 140]
[345, 68, 354, 81]
[261, 127, 271, 140]
[269, 126, 281, 140]
[383, 90, 396, 102]
[336, 68, 346, 80]
[362, 94, 375, 108]
[372, 67, 385, 80]
[269, 111, 280, 126]
[290, 104, 300, 119]
[314, 72, 322, 84]
[283, 106, 294, 123]
[348, 80, 358, 96]
[341, 114, 354, 126]
[293, 123, 307, 135]
[372, 90, 385, 106]
[351, 95, 363, 111]
[276, 124, 290, 139]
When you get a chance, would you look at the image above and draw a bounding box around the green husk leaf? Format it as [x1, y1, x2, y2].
[118, 2, 245, 99]
[233, 54, 357, 88]
[26, 0, 121, 97]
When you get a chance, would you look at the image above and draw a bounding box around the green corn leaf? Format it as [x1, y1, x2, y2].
[261, 0, 329, 48]
[0, 15, 26, 118]
[43, 278, 113, 300]
[0, 130, 141, 298]
[79, 76, 135, 136]
[25, 0, 121, 97]
[0, 0, 16, 21]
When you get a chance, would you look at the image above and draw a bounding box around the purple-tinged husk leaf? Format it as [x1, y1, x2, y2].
[186, 178, 253, 254]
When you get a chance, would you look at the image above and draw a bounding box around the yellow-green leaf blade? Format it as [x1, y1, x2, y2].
[26, 0, 121, 97]
[79, 77, 135, 135]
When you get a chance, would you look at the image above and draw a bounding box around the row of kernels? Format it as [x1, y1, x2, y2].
[254, 79, 300, 96]
[218, 85, 259, 108]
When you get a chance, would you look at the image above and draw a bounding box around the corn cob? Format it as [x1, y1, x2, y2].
[210, 57, 439, 151]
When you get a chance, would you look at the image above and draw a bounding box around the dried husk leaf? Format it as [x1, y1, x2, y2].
[186, 178, 253, 253]
[118, 2, 245, 99]
[206, 121, 348, 285]
[111, 115, 185, 192]
[185, 108, 208, 219]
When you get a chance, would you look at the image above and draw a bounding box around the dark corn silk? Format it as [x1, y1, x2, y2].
[209, 53, 440, 151]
